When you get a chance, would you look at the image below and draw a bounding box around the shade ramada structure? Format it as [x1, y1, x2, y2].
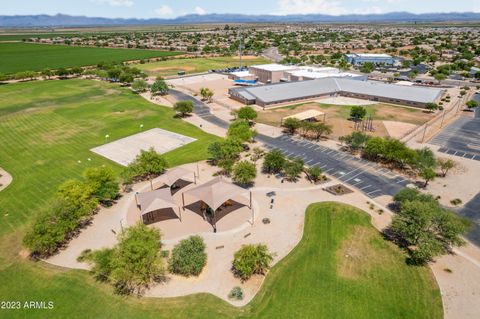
[152, 167, 195, 189]
[136, 188, 182, 223]
[182, 177, 250, 211]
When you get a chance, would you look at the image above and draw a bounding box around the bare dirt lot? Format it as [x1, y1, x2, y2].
[256, 101, 433, 140]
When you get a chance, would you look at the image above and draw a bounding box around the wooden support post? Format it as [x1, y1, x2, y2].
[249, 191, 252, 209]
[194, 172, 197, 184]
[178, 207, 182, 222]
[182, 193, 185, 210]
[150, 179, 153, 191]
[251, 206, 254, 226]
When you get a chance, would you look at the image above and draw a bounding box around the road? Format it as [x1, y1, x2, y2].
[262, 47, 284, 63]
[170, 89, 408, 198]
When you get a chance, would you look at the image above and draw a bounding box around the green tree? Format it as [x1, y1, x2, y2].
[306, 166, 323, 183]
[107, 68, 121, 81]
[350, 106, 367, 120]
[466, 100, 479, 109]
[425, 103, 439, 113]
[283, 158, 304, 182]
[233, 161, 257, 185]
[83, 166, 119, 203]
[308, 122, 332, 141]
[237, 106, 258, 122]
[434, 73, 446, 84]
[168, 235, 206, 277]
[232, 244, 274, 281]
[40, 69, 54, 79]
[413, 147, 437, 172]
[227, 120, 255, 142]
[339, 132, 370, 153]
[262, 149, 286, 174]
[419, 167, 436, 188]
[110, 223, 164, 294]
[199, 87, 214, 103]
[208, 138, 243, 164]
[151, 77, 169, 95]
[282, 118, 302, 135]
[57, 179, 98, 209]
[360, 62, 375, 73]
[437, 158, 457, 177]
[390, 200, 467, 264]
[131, 79, 148, 93]
[173, 100, 194, 117]
[124, 148, 168, 181]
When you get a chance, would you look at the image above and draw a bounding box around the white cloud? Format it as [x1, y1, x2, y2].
[194, 6, 206, 15]
[276, 0, 347, 16]
[91, 0, 134, 7]
[155, 5, 174, 16]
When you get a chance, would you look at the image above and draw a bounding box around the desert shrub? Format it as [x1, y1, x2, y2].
[232, 160, 257, 185]
[232, 244, 274, 281]
[228, 286, 244, 300]
[262, 149, 286, 174]
[84, 223, 165, 295]
[168, 236, 207, 277]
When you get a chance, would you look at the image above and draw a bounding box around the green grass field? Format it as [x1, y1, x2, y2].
[137, 56, 270, 77]
[0, 80, 441, 318]
[0, 42, 182, 74]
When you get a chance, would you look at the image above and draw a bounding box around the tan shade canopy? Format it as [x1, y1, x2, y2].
[183, 177, 248, 211]
[137, 188, 178, 216]
[152, 167, 194, 188]
[283, 110, 325, 122]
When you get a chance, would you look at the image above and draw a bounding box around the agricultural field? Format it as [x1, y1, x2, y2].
[137, 56, 270, 77]
[0, 42, 182, 74]
[256, 101, 433, 139]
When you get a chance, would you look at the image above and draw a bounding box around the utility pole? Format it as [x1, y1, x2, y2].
[239, 25, 243, 67]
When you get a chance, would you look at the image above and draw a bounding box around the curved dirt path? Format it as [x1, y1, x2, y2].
[0, 167, 12, 192]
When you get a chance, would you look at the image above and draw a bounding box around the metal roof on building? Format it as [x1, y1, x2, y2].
[230, 78, 444, 105]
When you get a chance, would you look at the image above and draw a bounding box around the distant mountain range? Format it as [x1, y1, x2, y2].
[1, 12, 480, 27]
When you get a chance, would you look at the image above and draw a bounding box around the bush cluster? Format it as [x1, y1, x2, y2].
[83, 223, 165, 295]
[168, 235, 207, 277]
[24, 166, 119, 257]
[232, 244, 274, 281]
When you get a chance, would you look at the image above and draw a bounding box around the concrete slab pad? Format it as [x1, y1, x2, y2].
[91, 128, 196, 166]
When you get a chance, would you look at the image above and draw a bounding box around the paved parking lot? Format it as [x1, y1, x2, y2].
[262, 135, 410, 198]
[429, 111, 480, 161]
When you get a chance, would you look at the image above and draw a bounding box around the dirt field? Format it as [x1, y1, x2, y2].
[256, 102, 433, 140]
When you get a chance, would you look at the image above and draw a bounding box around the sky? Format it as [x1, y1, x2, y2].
[2, 0, 480, 19]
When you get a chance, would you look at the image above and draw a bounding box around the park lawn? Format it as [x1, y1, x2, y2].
[0, 80, 441, 318]
[0, 42, 182, 74]
[137, 56, 270, 77]
[244, 202, 442, 319]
